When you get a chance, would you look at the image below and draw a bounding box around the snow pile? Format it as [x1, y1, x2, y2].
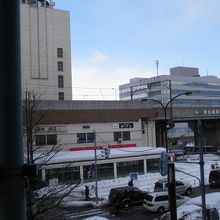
[176, 193, 220, 219]
[177, 204, 202, 219]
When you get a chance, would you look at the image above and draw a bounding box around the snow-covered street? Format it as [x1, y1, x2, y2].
[37, 153, 220, 211]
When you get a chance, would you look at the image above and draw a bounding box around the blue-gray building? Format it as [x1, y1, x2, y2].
[119, 66, 220, 106]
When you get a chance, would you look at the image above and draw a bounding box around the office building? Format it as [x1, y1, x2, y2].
[119, 66, 220, 106]
[20, 0, 72, 100]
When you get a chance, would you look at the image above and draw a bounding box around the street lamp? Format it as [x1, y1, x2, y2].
[142, 91, 192, 220]
[141, 91, 192, 152]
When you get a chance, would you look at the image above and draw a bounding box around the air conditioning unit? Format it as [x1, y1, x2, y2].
[117, 139, 122, 143]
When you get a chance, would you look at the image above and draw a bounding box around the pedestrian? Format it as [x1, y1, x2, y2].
[85, 185, 90, 201]
[128, 179, 133, 187]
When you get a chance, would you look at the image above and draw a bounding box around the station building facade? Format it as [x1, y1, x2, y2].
[30, 100, 161, 183]
[33, 101, 157, 151]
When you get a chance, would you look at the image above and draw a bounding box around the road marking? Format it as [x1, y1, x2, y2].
[65, 209, 109, 219]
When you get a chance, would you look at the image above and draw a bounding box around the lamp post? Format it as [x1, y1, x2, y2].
[142, 91, 192, 152]
[93, 130, 98, 204]
[142, 91, 192, 220]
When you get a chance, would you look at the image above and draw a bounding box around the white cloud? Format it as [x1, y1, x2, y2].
[71, 62, 158, 100]
[88, 51, 109, 64]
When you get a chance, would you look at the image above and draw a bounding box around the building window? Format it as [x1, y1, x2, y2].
[58, 75, 64, 88]
[114, 132, 122, 141]
[87, 133, 95, 143]
[57, 48, 63, 58]
[57, 61, 63, 71]
[77, 133, 87, 143]
[59, 92, 64, 100]
[114, 131, 130, 141]
[77, 133, 95, 144]
[35, 134, 57, 146]
[47, 134, 57, 145]
[123, 131, 130, 140]
[35, 135, 46, 146]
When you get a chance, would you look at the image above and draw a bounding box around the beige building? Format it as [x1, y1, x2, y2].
[20, 0, 72, 100]
[33, 101, 157, 151]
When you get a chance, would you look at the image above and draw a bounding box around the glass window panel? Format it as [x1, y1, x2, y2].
[47, 134, 57, 145]
[58, 92, 64, 100]
[87, 132, 94, 143]
[35, 135, 46, 146]
[114, 132, 121, 141]
[77, 133, 86, 143]
[123, 131, 130, 140]
[58, 75, 64, 88]
[57, 48, 63, 58]
[57, 61, 63, 71]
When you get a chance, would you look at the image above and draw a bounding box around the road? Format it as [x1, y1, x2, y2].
[63, 205, 160, 220]
[62, 186, 220, 220]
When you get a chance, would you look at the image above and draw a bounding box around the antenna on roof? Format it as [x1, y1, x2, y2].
[156, 60, 159, 76]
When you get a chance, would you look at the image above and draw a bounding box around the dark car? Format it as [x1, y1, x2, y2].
[209, 169, 220, 187]
[108, 186, 148, 208]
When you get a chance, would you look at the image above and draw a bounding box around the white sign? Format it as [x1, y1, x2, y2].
[49, 178, 59, 186]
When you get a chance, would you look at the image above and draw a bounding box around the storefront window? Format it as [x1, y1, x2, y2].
[147, 158, 159, 173]
[117, 160, 144, 177]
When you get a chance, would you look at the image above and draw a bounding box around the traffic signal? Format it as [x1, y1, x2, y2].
[160, 152, 169, 176]
[101, 147, 110, 159]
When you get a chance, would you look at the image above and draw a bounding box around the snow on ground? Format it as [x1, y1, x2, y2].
[37, 153, 220, 209]
[174, 192, 220, 219]
[176, 204, 202, 220]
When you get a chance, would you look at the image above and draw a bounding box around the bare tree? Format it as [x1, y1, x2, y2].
[23, 90, 80, 220]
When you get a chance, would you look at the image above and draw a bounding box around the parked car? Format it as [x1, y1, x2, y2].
[209, 168, 220, 187]
[108, 186, 148, 208]
[154, 178, 192, 195]
[143, 191, 190, 214]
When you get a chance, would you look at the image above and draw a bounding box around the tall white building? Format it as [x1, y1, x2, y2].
[119, 66, 220, 106]
[20, 0, 72, 100]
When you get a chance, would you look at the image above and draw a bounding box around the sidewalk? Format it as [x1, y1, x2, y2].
[60, 193, 108, 208]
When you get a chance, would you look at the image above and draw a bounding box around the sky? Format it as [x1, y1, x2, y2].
[54, 0, 220, 100]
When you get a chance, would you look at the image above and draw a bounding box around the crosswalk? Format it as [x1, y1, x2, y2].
[65, 208, 111, 219]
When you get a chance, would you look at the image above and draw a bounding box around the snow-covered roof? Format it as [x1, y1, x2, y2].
[36, 147, 165, 165]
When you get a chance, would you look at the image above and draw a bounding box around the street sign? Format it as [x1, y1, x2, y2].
[129, 172, 138, 180]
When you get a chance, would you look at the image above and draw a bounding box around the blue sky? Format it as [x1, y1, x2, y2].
[55, 0, 220, 100]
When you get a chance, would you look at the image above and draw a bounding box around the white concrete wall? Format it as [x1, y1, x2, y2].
[35, 120, 146, 150]
[20, 3, 72, 100]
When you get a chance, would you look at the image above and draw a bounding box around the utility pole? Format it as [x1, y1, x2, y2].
[198, 120, 206, 219]
[93, 130, 98, 204]
[168, 163, 177, 220]
[0, 1, 26, 219]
